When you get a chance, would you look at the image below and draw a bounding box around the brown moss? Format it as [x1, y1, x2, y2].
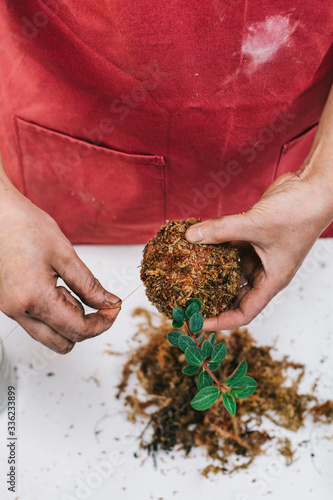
[277, 438, 295, 466]
[140, 218, 241, 318]
[310, 401, 333, 423]
[116, 309, 333, 475]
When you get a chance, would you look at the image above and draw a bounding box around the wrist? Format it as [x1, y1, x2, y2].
[299, 154, 333, 231]
[0, 159, 26, 207]
[0, 160, 16, 195]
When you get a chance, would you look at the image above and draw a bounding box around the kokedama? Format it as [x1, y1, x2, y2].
[141, 218, 241, 319]
[140, 218, 257, 414]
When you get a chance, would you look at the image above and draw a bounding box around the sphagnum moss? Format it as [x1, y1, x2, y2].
[117, 309, 333, 474]
[140, 218, 241, 319]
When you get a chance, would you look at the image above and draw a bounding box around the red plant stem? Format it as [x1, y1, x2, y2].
[185, 319, 229, 392]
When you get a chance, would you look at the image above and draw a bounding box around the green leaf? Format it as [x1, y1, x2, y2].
[189, 313, 204, 334]
[197, 370, 213, 390]
[186, 301, 200, 318]
[232, 375, 254, 389]
[207, 362, 220, 371]
[172, 319, 184, 329]
[190, 386, 220, 411]
[178, 335, 196, 352]
[167, 330, 184, 347]
[201, 340, 212, 358]
[208, 333, 216, 345]
[233, 377, 257, 399]
[185, 298, 202, 310]
[185, 346, 204, 366]
[210, 342, 227, 364]
[226, 360, 248, 387]
[222, 392, 236, 416]
[182, 365, 200, 375]
[173, 307, 186, 324]
[196, 332, 204, 345]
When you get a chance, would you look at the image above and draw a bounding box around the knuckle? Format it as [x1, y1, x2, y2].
[57, 342, 75, 355]
[58, 319, 87, 343]
[242, 312, 255, 326]
[63, 243, 78, 259]
[73, 318, 110, 343]
[43, 211, 64, 235]
[87, 276, 102, 293]
[59, 327, 80, 343]
[58, 247, 79, 269]
[68, 323, 89, 342]
[71, 331, 86, 343]
[216, 317, 224, 330]
[211, 217, 225, 239]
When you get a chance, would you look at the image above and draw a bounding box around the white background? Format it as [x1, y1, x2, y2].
[0, 241, 332, 500]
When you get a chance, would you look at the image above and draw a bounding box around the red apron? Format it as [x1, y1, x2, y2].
[0, 1, 332, 243]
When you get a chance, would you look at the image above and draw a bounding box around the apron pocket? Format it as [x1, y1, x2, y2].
[274, 123, 318, 179]
[15, 116, 165, 244]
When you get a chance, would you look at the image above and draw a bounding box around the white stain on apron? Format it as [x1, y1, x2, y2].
[242, 14, 299, 73]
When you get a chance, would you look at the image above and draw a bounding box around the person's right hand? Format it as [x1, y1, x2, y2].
[0, 182, 121, 354]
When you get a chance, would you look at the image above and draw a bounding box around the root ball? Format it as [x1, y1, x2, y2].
[140, 218, 241, 318]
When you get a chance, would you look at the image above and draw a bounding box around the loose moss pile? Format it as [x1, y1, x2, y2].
[140, 218, 241, 319]
[116, 309, 333, 475]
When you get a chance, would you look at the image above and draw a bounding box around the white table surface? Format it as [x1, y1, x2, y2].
[0, 240, 333, 500]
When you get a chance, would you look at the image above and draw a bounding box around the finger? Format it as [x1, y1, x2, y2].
[25, 285, 122, 343]
[17, 315, 75, 354]
[233, 277, 252, 308]
[186, 214, 255, 244]
[53, 249, 121, 310]
[203, 272, 279, 330]
[57, 285, 85, 313]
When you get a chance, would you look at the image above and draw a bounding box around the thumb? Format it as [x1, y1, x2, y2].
[54, 249, 121, 310]
[185, 213, 253, 244]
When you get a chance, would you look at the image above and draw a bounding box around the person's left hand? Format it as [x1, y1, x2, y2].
[185, 169, 333, 330]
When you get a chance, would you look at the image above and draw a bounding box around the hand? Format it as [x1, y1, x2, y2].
[0, 186, 121, 354]
[186, 169, 333, 330]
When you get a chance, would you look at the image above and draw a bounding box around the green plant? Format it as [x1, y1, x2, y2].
[167, 298, 257, 415]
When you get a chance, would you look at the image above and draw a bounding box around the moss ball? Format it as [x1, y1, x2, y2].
[140, 218, 241, 319]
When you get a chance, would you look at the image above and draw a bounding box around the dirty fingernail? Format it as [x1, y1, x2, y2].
[104, 295, 122, 307]
[108, 299, 122, 308]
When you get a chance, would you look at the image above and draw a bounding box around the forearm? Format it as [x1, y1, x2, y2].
[292, 87, 333, 232]
[0, 155, 26, 215]
[0, 155, 17, 194]
[307, 84, 333, 164]
[298, 85, 333, 227]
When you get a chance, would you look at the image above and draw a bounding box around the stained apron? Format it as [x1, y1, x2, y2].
[0, 0, 332, 243]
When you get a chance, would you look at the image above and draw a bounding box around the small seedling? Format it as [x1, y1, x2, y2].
[167, 298, 257, 415]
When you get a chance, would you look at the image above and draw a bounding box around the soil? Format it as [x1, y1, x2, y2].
[116, 309, 333, 475]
